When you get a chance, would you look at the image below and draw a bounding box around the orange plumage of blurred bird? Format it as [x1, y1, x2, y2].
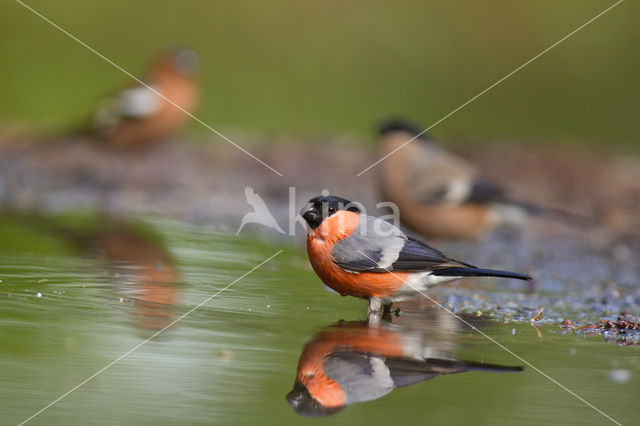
[377, 118, 582, 240]
[87, 222, 181, 332]
[92, 48, 199, 148]
[300, 195, 531, 313]
[286, 320, 523, 417]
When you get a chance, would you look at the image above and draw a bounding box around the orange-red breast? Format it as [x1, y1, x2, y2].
[93, 47, 199, 148]
[377, 118, 585, 240]
[286, 320, 523, 417]
[300, 195, 531, 312]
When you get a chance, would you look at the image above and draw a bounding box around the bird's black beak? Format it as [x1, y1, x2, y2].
[286, 382, 343, 417]
[300, 203, 321, 229]
[286, 382, 310, 410]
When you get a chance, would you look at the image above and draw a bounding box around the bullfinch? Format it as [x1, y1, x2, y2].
[286, 320, 523, 417]
[300, 195, 531, 313]
[377, 118, 584, 240]
[92, 47, 199, 148]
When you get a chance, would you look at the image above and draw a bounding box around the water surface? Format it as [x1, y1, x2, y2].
[0, 216, 637, 425]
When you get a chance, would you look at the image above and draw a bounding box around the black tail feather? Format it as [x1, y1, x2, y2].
[433, 267, 531, 281]
[427, 357, 524, 373]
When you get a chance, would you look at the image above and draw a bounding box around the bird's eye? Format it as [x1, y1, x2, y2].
[328, 206, 336, 214]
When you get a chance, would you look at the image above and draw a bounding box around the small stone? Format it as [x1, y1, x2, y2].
[612, 244, 631, 262]
[608, 369, 631, 384]
[216, 349, 233, 362]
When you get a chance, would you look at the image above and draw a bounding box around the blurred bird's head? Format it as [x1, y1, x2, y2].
[286, 382, 344, 417]
[299, 196, 360, 229]
[378, 118, 432, 145]
[155, 47, 200, 77]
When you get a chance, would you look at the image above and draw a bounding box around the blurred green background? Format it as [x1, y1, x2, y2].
[1, 0, 637, 147]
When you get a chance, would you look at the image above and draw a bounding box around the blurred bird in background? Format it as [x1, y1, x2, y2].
[377, 118, 585, 240]
[286, 313, 523, 417]
[92, 47, 200, 148]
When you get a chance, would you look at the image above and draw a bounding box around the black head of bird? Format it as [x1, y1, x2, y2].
[300, 195, 360, 230]
[155, 47, 200, 77]
[378, 117, 432, 144]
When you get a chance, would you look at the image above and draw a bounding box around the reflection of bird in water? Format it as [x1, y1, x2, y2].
[377, 118, 586, 240]
[86, 222, 181, 332]
[6, 215, 182, 332]
[92, 47, 199, 148]
[286, 303, 523, 417]
[236, 186, 285, 235]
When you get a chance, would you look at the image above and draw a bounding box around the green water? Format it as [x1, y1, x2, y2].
[0, 216, 637, 425]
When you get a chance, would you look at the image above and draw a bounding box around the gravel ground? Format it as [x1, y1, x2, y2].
[1, 133, 639, 343]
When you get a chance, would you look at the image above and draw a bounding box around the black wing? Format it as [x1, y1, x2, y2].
[387, 357, 523, 387]
[331, 216, 471, 273]
[465, 178, 506, 204]
[389, 237, 472, 271]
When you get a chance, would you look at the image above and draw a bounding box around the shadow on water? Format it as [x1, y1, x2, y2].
[286, 300, 524, 418]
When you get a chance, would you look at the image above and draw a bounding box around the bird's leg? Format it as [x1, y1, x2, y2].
[367, 297, 383, 327]
[381, 302, 395, 322]
[368, 297, 383, 314]
[368, 313, 380, 327]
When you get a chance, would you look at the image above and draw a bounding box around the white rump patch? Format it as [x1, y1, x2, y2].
[383, 272, 462, 302]
[445, 178, 471, 203]
[119, 86, 161, 117]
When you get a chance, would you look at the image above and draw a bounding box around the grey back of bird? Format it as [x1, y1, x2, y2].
[406, 141, 478, 206]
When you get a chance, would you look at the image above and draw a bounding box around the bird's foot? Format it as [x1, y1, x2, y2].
[368, 299, 398, 326]
[379, 302, 394, 322]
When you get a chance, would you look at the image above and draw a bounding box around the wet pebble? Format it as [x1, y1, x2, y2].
[216, 349, 233, 362]
[608, 369, 631, 384]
